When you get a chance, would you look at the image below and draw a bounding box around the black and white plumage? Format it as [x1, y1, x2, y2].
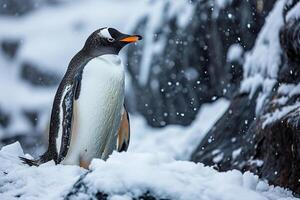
[20, 28, 141, 168]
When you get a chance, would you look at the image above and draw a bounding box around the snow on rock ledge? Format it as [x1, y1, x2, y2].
[0, 142, 297, 200]
[240, 0, 284, 114]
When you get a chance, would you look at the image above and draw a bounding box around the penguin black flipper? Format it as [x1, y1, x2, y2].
[74, 69, 83, 100]
[20, 80, 76, 166]
[20, 69, 83, 166]
[57, 69, 86, 163]
[56, 84, 76, 163]
[19, 80, 72, 166]
[117, 105, 130, 152]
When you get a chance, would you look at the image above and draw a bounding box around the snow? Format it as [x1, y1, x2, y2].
[239, 0, 300, 122]
[262, 103, 300, 128]
[0, 98, 297, 199]
[249, 160, 264, 167]
[138, 0, 165, 86]
[0, 142, 298, 200]
[0, 142, 84, 200]
[241, 0, 285, 95]
[212, 0, 233, 18]
[262, 83, 300, 128]
[247, 0, 300, 127]
[278, 83, 300, 98]
[138, 0, 195, 86]
[212, 152, 224, 163]
[240, 0, 285, 113]
[232, 148, 242, 160]
[227, 43, 243, 62]
[286, 1, 300, 21]
[214, 0, 233, 9]
[129, 99, 230, 160]
[167, 0, 195, 28]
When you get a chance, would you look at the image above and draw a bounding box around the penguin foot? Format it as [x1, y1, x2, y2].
[79, 156, 90, 169]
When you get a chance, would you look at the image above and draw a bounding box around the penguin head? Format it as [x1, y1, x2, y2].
[83, 27, 142, 57]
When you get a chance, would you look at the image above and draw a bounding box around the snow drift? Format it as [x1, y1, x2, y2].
[0, 142, 297, 200]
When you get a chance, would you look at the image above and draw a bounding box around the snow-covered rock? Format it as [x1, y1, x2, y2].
[126, 0, 277, 127]
[0, 142, 298, 200]
[192, 0, 300, 195]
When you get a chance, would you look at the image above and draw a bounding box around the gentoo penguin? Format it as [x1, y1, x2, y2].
[20, 27, 141, 168]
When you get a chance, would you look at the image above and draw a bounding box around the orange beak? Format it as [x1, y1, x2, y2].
[120, 35, 142, 43]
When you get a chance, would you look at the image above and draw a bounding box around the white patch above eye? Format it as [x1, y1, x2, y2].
[98, 28, 113, 39]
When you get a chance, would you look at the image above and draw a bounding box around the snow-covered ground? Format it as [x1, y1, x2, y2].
[0, 99, 299, 199]
[129, 99, 229, 160]
[0, 141, 297, 200]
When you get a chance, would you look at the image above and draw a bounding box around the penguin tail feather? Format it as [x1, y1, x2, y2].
[19, 157, 40, 166]
[19, 151, 56, 167]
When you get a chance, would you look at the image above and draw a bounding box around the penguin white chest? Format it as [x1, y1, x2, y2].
[63, 54, 125, 165]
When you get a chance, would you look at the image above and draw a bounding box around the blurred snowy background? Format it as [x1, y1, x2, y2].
[1, 0, 300, 199]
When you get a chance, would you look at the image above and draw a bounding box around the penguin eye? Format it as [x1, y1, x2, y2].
[107, 38, 115, 43]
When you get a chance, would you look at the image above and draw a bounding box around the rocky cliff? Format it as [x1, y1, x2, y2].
[126, 0, 276, 127]
[191, 0, 300, 195]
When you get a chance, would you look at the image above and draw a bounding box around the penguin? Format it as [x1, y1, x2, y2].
[20, 27, 141, 168]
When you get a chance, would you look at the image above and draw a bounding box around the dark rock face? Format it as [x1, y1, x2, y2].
[65, 173, 168, 200]
[0, 0, 65, 16]
[0, 108, 10, 128]
[20, 62, 60, 87]
[0, 39, 20, 59]
[191, 1, 300, 195]
[191, 92, 259, 170]
[127, 0, 276, 127]
[0, 0, 35, 16]
[250, 108, 300, 194]
[23, 110, 39, 127]
[279, 16, 300, 82]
